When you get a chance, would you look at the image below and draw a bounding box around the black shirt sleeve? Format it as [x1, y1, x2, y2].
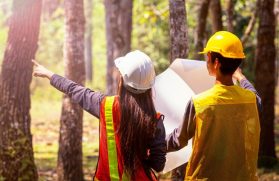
[146, 117, 167, 172]
[239, 78, 262, 112]
[166, 99, 196, 152]
[50, 74, 105, 119]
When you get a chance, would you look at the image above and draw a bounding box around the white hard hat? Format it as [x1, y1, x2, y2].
[114, 50, 155, 94]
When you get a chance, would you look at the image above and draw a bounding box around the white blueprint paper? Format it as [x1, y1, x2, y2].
[153, 59, 215, 173]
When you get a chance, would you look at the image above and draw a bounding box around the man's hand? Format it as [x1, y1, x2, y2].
[233, 68, 246, 82]
[32, 60, 54, 80]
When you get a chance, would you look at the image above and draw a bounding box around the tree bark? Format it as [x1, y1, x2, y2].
[169, 0, 188, 62]
[169, 0, 188, 179]
[104, 0, 132, 95]
[0, 0, 42, 180]
[276, 0, 279, 82]
[226, 0, 235, 32]
[210, 0, 223, 32]
[84, 0, 93, 82]
[255, 0, 277, 167]
[57, 0, 85, 180]
[194, 0, 211, 60]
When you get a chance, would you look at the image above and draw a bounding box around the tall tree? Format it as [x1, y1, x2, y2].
[169, 0, 188, 180]
[0, 0, 42, 180]
[255, 0, 277, 167]
[104, 0, 133, 95]
[84, 0, 93, 82]
[169, 0, 188, 62]
[194, 0, 211, 60]
[226, 0, 235, 32]
[57, 0, 85, 180]
[210, 0, 223, 32]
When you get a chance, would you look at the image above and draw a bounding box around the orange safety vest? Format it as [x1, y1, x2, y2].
[94, 96, 157, 181]
[185, 84, 260, 181]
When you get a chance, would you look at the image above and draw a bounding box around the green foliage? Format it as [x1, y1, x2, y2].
[241, 46, 256, 83]
[91, 0, 106, 90]
[0, 9, 8, 68]
[233, 0, 258, 84]
[133, 0, 170, 73]
[36, 7, 65, 75]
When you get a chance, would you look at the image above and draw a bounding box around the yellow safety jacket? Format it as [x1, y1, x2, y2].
[185, 84, 260, 181]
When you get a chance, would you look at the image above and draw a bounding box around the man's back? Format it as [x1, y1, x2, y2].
[186, 85, 260, 181]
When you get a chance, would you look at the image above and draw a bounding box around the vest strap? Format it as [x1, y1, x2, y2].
[105, 96, 120, 180]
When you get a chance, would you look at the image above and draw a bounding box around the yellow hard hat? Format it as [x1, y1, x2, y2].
[199, 31, 245, 59]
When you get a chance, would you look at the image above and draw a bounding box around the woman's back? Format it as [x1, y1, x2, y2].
[95, 96, 165, 181]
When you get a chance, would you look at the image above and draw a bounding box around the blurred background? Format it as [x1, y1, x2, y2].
[0, 0, 278, 180]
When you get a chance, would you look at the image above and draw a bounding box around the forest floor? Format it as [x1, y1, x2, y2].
[31, 84, 279, 181]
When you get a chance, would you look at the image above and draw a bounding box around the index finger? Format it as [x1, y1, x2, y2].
[236, 67, 242, 73]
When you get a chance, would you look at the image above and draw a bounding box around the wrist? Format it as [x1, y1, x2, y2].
[47, 71, 54, 80]
[237, 75, 246, 81]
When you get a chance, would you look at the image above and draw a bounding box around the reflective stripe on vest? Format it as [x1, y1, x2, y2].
[104, 96, 120, 180]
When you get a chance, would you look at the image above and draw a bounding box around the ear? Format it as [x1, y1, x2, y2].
[214, 58, 219, 69]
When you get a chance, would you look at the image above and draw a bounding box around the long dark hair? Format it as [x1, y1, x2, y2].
[118, 78, 158, 180]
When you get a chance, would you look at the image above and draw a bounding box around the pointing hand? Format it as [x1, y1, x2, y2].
[32, 60, 54, 80]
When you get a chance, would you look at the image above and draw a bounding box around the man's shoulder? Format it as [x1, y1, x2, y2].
[235, 86, 257, 102]
[193, 85, 257, 106]
[192, 87, 215, 102]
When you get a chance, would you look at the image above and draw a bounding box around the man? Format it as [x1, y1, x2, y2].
[167, 31, 261, 180]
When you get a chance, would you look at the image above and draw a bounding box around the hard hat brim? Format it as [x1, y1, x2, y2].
[114, 56, 127, 78]
[198, 49, 246, 59]
[198, 50, 207, 54]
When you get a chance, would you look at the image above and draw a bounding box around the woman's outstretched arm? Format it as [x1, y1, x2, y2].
[32, 60, 105, 118]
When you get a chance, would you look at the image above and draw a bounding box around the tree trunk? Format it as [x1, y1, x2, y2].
[194, 0, 211, 60]
[169, 0, 188, 179]
[255, 0, 277, 167]
[276, 0, 279, 83]
[226, 0, 235, 32]
[104, 0, 132, 95]
[169, 0, 188, 62]
[57, 0, 85, 180]
[84, 0, 93, 82]
[0, 0, 42, 180]
[210, 0, 223, 32]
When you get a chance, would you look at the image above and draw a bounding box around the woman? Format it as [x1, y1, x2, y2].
[32, 50, 166, 181]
